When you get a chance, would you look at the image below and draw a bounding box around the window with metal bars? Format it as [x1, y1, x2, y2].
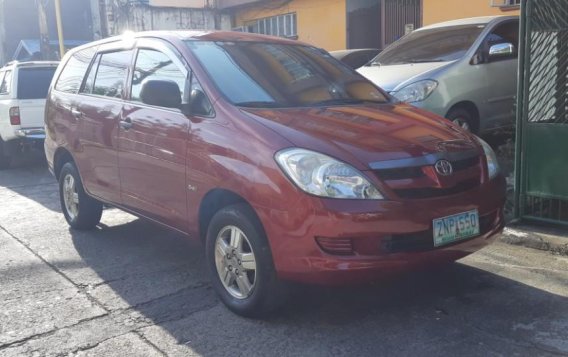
[233, 13, 297, 39]
[490, 0, 521, 7]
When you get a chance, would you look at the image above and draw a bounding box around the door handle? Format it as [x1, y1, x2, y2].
[120, 117, 133, 130]
[70, 108, 83, 119]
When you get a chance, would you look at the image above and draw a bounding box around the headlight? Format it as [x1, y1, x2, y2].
[275, 148, 384, 199]
[392, 80, 438, 103]
[477, 137, 500, 179]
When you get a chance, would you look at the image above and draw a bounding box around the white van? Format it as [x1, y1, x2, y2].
[0, 61, 58, 168]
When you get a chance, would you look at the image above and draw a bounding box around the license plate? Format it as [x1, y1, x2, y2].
[433, 210, 480, 247]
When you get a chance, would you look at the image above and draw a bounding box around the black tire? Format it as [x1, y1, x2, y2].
[446, 107, 477, 133]
[0, 138, 12, 170]
[59, 162, 103, 230]
[205, 203, 288, 318]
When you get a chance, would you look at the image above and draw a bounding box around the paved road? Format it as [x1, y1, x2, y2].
[1, 155, 567, 357]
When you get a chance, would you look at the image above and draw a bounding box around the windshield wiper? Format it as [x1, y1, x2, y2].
[235, 101, 282, 108]
[366, 61, 382, 67]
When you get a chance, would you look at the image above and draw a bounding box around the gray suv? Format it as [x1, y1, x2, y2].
[358, 16, 519, 134]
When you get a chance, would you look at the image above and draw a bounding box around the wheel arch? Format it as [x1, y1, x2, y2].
[198, 188, 265, 243]
[53, 147, 75, 181]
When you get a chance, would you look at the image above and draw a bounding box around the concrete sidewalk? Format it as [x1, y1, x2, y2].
[500, 224, 568, 256]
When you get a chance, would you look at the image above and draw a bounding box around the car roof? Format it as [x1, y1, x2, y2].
[1, 61, 60, 69]
[69, 30, 308, 56]
[417, 15, 518, 31]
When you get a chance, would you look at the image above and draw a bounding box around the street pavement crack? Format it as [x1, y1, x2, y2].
[0, 224, 109, 313]
[0, 313, 110, 350]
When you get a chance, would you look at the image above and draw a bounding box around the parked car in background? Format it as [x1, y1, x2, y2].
[45, 31, 506, 317]
[330, 48, 381, 69]
[358, 16, 519, 134]
[0, 61, 58, 168]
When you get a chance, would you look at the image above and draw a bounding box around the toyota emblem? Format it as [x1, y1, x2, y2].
[435, 160, 453, 176]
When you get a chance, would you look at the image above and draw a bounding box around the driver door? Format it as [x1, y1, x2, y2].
[476, 20, 519, 130]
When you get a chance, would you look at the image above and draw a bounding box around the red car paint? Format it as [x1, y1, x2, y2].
[45, 31, 505, 285]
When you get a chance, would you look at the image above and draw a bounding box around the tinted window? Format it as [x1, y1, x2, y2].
[372, 25, 485, 65]
[0, 70, 12, 94]
[92, 50, 133, 98]
[55, 47, 96, 93]
[131, 49, 187, 103]
[17, 67, 57, 99]
[81, 54, 100, 94]
[187, 41, 388, 108]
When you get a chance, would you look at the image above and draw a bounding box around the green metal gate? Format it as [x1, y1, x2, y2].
[515, 0, 568, 224]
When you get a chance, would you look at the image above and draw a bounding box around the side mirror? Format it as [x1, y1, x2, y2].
[140, 79, 181, 109]
[488, 43, 515, 59]
[189, 88, 212, 117]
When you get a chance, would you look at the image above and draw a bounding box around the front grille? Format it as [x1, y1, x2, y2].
[382, 211, 498, 253]
[374, 155, 480, 181]
[394, 179, 479, 199]
[452, 156, 481, 171]
[375, 166, 424, 180]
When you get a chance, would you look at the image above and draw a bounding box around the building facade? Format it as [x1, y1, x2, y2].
[227, 0, 520, 51]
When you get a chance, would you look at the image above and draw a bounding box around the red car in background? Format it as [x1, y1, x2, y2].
[44, 31, 506, 317]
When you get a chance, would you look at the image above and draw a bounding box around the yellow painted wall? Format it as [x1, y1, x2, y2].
[234, 0, 346, 51]
[423, 0, 520, 26]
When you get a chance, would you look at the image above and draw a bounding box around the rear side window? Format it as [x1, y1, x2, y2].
[0, 70, 12, 94]
[17, 67, 57, 99]
[55, 47, 96, 93]
[92, 50, 133, 98]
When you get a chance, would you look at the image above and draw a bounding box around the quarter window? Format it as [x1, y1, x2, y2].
[131, 49, 187, 103]
[92, 50, 133, 98]
[0, 70, 12, 94]
[55, 47, 97, 94]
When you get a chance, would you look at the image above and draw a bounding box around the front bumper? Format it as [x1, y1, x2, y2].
[257, 175, 506, 285]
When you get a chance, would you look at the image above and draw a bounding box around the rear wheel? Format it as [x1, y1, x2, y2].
[0, 138, 12, 170]
[205, 203, 288, 317]
[59, 162, 103, 230]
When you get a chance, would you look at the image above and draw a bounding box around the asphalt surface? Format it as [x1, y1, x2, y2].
[0, 153, 567, 357]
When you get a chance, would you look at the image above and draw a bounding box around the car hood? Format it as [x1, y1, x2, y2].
[357, 62, 453, 92]
[241, 104, 479, 171]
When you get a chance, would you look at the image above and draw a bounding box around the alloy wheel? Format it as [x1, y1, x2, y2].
[214, 225, 257, 299]
[62, 173, 79, 220]
[452, 117, 471, 131]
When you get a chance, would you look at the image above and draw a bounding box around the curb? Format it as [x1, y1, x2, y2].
[499, 226, 568, 256]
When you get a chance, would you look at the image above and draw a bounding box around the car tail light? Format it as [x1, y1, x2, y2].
[316, 237, 354, 255]
[9, 107, 20, 125]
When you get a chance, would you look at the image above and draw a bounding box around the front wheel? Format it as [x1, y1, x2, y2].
[59, 162, 103, 230]
[205, 203, 288, 317]
[446, 108, 477, 133]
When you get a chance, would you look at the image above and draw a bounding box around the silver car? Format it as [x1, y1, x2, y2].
[358, 16, 518, 134]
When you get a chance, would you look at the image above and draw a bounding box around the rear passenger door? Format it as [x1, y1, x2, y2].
[75, 45, 134, 203]
[118, 39, 190, 232]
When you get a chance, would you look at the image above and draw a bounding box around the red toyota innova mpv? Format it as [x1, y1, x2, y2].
[45, 31, 506, 317]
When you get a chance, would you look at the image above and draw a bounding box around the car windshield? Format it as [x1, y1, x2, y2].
[370, 24, 485, 65]
[17, 67, 57, 99]
[186, 41, 389, 108]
